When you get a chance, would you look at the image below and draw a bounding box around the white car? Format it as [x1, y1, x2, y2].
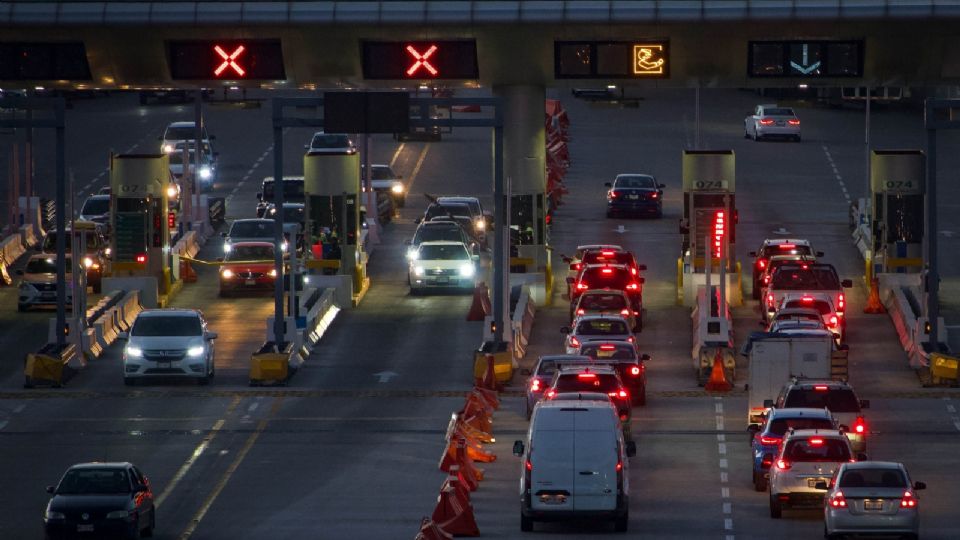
[17, 254, 74, 312]
[222, 219, 283, 254]
[822, 461, 924, 539]
[168, 143, 217, 190]
[78, 194, 111, 226]
[120, 309, 217, 385]
[364, 164, 406, 207]
[744, 104, 801, 142]
[160, 121, 213, 154]
[408, 241, 478, 294]
[305, 131, 356, 155]
[768, 429, 857, 518]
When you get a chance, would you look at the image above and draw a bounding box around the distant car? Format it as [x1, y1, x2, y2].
[222, 219, 280, 254]
[572, 289, 639, 332]
[577, 341, 649, 405]
[263, 202, 306, 252]
[757, 255, 817, 306]
[160, 121, 213, 154]
[305, 131, 356, 155]
[44, 462, 155, 539]
[745, 104, 801, 142]
[120, 308, 217, 385]
[561, 243, 623, 298]
[523, 354, 592, 419]
[569, 264, 644, 319]
[749, 239, 822, 299]
[579, 248, 645, 278]
[545, 365, 632, 423]
[78, 194, 111, 226]
[219, 242, 277, 296]
[363, 164, 406, 207]
[257, 176, 305, 218]
[765, 263, 852, 325]
[39, 222, 108, 293]
[775, 293, 845, 342]
[168, 143, 217, 191]
[768, 429, 856, 518]
[436, 196, 491, 235]
[773, 379, 870, 453]
[406, 220, 477, 260]
[561, 314, 635, 355]
[822, 461, 924, 539]
[17, 254, 73, 312]
[748, 407, 837, 492]
[408, 241, 478, 294]
[605, 174, 664, 218]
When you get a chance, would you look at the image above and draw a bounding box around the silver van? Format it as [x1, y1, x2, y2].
[513, 399, 635, 532]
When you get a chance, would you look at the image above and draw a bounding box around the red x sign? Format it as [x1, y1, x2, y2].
[213, 44, 246, 77]
[405, 44, 438, 77]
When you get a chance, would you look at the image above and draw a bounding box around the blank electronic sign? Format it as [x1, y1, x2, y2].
[167, 40, 286, 80]
[748, 40, 863, 78]
[555, 41, 669, 79]
[362, 40, 479, 80]
[0, 42, 92, 80]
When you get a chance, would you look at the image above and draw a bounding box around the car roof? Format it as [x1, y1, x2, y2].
[229, 241, 275, 248]
[574, 314, 629, 323]
[841, 461, 904, 471]
[580, 289, 630, 297]
[437, 196, 479, 203]
[418, 240, 466, 247]
[785, 428, 846, 440]
[28, 253, 68, 262]
[419, 220, 460, 228]
[762, 238, 811, 247]
[84, 194, 110, 201]
[138, 308, 200, 318]
[535, 399, 615, 411]
[768, 254, 814, 263]
[550, 392, 613, 401]
[577, 243, 622, 251]
[68, 462, 133, 469]
[790, 379, 853, 389]
[261, 176, 304, 182]
[556, 365, 617, 375]
[167, 121, 196, 128]
[767, 407, 833, 419]
[775, 307, 824, 317]
[537, 354, 591, 363]
[580, 340, 635, 347]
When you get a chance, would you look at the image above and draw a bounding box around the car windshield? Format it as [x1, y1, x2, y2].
[770, 267, 841, 291]
[554, 373, 619, 393]
[230, 221, 273, 238]
[262, 181, 305, 201]
[615, 175, 656, 189]
[370, 166, 395, 180]
[761, 244, 813, 258]
[576, 319, 628, 336]
[57, 468, 130, 495]
[784, 300, 832, 315]
[311, 134, 350, 148]
[579, 293, 628, 311]
[269, 206, 303, 223]
[774, 312, 821, 323]
[582, 251, 633, 267]
[580, 345, 636, 360]
[226, 245, 273, 261]
[440, 199, 481, 216]
[42, 231, 101, 252]
[132, 315, 202, 337]
[582, 268, 633, 289]
[425, 204, 471, 220]
[839, 469, 907, 488]
[767, 417, 835, 436]
[415, 226, 462, 244]
[784, 389, 861, 412]
[418, 244, 469, 261]
[536, 359, 559, 377]
[764, 108, 795, 116]
[26, 257, 69, 273]
[784, 438, 851, 462]
[81, 198, 109, 216]
[167, 151, 196, 165]
[165, 126, 205, 140]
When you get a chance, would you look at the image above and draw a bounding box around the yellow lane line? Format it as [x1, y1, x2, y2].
[155, 396, 242, 509]
[177, 397, 284, 540]
[389, 142, 406, 168]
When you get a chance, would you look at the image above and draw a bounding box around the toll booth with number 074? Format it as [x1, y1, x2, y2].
[869, 149, 925, 275]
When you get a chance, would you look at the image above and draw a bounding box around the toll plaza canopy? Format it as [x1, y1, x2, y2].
[1, 0, 960, 88]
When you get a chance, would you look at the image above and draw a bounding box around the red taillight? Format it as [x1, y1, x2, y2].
[854, 417, 866, 434]
[569, 263, 581, 271]
[900, 491, 917, 508]
[620, 308, 630, 316]
[809, 438, 824, 446]
[576, 308, 586, 316]
[778, 243, 796, 249]
[609, 191, 618, 199]
[601, 268, 614, 274]
[759, 118, 775, 125]
[801, 295, 814, 303]
[630, 267, 637, 275]
[600, 344, 617, 351]
[759, 436, 780, 446]
[616, 460, 623, 472]
[530, 379, 542, 392]
[763, 275, 770, 285]
[757, 259, 767, 269]
[578, 373, 597, 379]
[761, 453, 775, 467]
[801, 264, 809, 270]
[650, 192, 658, 199]
[630, 366, 641, 376]
[767, 294, 774, 306]
[829, 315, 838, 326]
[569, 336, 581, 348]
[626, 282, 639, 290]
[814, 385, 829, 391]
[627, 336, 634, 343]
[609, 389, 628, 399]
[838, 293, 845, 310]
[776, 459, 791, 470]
[788, 119, 800, 126]
[602, 250, 615, 256]
[545, 389, 556, 399]
[830, 491, 847, 508]
[576, 282, 589, 290]
[525, 459, 532, 471]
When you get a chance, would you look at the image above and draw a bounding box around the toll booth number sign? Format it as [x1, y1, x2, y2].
[555, 41, 669, 79]
[167, 40, 286, 80]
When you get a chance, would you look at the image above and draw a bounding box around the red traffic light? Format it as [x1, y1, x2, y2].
[167, 212, 176, 229]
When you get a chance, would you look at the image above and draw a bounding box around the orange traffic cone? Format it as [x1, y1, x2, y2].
[704, 349, 732, 392]
[466, 283, 490, 321]
[864, 277, 886, 314]
[415, 517, 453, 540]
[441, 470, 472, 506]
[434, 486, 480, 537]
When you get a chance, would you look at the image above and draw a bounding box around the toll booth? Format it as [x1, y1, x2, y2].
[108, 154, 173, 304]
[870, 150, 925, 275]
[680, 150, 739, 306]
[303, 152, 367, 297]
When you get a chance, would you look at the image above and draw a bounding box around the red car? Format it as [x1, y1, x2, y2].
[568, 264, 645, 329]
[219, 242, 277, 296]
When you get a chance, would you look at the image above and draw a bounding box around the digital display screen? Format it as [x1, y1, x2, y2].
[555, 41, 669, 79]
[0, 42, 91, 80]
[748, 40, 863, 78]
[167, 40, 286, 80]
[362, 40, 479, 80]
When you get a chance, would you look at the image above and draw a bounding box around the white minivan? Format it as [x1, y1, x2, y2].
[513, 399, 635, 532]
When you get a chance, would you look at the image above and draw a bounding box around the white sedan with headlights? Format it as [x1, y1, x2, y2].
[119, 309, 217, 386]
[408, 241, 479, 294]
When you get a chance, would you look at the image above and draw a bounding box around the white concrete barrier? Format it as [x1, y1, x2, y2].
[0, 234, 25, 265]
[511, 284, 535, 364]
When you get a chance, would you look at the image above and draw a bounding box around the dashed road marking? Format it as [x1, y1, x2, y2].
[389, 142, 406, 167]
[821, 144, 851, 204]
[716, 397, 733, 540]
[13, 404, 25, 414]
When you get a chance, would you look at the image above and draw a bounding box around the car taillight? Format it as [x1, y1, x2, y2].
[630, 366, 641, 376]
[829, 315, 838, 326]
[759, 436, 780, 446]
[759, 118, 775, 125]
[525, 459, 533, 471]
[545, 390, 556, 399]
[854, 416, 866, 434]
[650, 192, 658, 199]
[530, 379, 542, 392]
[609, 191, 618, 199]
[809, 438, 824, 446]
[779, 243, 796, 249]
[569, 336, 581, 348]
[602, 250, 615, 256]
[776, 459, 791, 470]
[830, 491, 847, 508]
[627, 336, 634, 343]
[620, 308, 630, 316]
[801, 295, 814, 303]
[838, 293, 845, 310]
[757, 259, 767, 269]
[578, 373, 597, 379]
[761, 454, 775, 468]
[763, 275, 770, 284]
[569, 263, 581, 271]
[814, 385, 829, 391]
[616, 460, 623, 472]
[576, 308, 586, 315]
[626, 282, 639, 290]
[601, 268, 614, 274]
[599, 344, 617, 351]
[788, 119, 800, 126]
[767, 294, 774, 306]
[608, 389, 629, 399]
[576, 282, 589, 290]
[900, 491, 917, 508]
[630, 267, 637, 275]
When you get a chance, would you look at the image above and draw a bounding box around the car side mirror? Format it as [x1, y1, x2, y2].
[46, 485, 55, 494]
[856, 452, 869, 461]
[841, 279, 853, 288]
[637, 264, 647, 271]
[816, 251, 825, 257]
[604, 182, 612, 188]
[814, 481, 828, 490]
[625, 441, 637, 458]
[206, 331, 218, 340]
[749, 251, 757, 257]
[512, 440, 524, 457]
[762, 399, 773, 408]
[860, 399, 870, 409]
[640, 354, 650, 362]
[560, 327, 571, 334]
[658, 183, 666, 189]
[566, 277, 575, 285]
[118, 332, 129, 340]
[747, 424, 760, 434]
[15, 269, 23, 275]
[914, 481, 926, 490]
[221, 232, 227, 238]
[414, 218, 422, 224]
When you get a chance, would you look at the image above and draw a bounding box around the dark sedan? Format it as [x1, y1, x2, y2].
[44, 462, 155, 539]
[605, 174, 664, 218]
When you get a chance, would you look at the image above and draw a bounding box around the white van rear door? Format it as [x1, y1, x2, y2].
[530, 431, 574, 511]
[573, 430, 618, 511]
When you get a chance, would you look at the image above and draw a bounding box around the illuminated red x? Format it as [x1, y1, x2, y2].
[405, 44, 438, 77]
[213, 45, 246, 77]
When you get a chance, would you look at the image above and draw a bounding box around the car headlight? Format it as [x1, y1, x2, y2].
[303, 276, 310, 284]
[474, 219, 486, 231]
[162, 144, 174, 153]
[413, 266, 425, 277]
[223, 243, 232, 253]
[391, 183, 404, 194]
[199, 166, 212, 180]
[187, 346, 205, 358]
[460, 263, 475, 277]
[269, 269, 277, 277]
[166, 185, 178, 199]
[82, 256, 94, 268]
[221, 269, 234, 279]
[125, 346, 143, 358]
[406, 249, 418, 261]
[104, 247, 111, 257]
[281, 241, 289, 253]
[45, 510, 65, 520]
[106, 510, 132, 520]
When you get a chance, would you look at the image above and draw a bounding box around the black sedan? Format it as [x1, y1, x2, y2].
[44, 462, 155, 539]
[605, 174, 664, 218]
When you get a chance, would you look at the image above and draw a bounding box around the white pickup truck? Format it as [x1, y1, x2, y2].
[743, 329, 848, 426]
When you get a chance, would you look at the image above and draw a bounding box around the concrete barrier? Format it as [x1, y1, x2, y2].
[19, 223, 40, 249]
[24, 342, 78, 388]
[1, 234, 26, 267]
[879, 273, 950, 369]
[511, 285, 535, 363]
[103, 277, 158, 309]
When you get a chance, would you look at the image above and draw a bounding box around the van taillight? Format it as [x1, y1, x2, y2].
[525, 459, 532, 471]
[620, 308, 630, 316]
[630, 366, 641, 376]
[854, 416, 866, 434]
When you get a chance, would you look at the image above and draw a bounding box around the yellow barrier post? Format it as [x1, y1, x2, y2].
[676, 257, 684, 306]
[249, 342, 293, 386]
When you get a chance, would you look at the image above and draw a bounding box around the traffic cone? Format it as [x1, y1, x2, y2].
[180, 258, 198, 283]
[449, 464, 477, 493]
[704, 349, 732, 392]
[441, 470, 472, 506]
[456, 417, 494, 444]
[434, 486, 480, 537]
[864, 276, 886, 314]
[454, 438, 485, 482]
[415, 517, 453, 540]
[466, 282, 489, 321]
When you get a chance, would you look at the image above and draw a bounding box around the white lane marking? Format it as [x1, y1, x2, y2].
[13, 404, 25, 414]
[715, 402, 723, 414]
[726, 536, 735, 540]
[403, 144, 431, 196]
[718, 443, 727, 455]
[717, 433, 726, 442]
[821, 144, 851, 204]
[719, 458, 728, 469]
[389, 142, 406, 167]
[155, 419, 225, 508]
[720, 472, 728, 483]
[715, 416, 724, 430]
[724, 518, 733, 530]
[721, 487, 730, 498]
[954, 420, 960, 432]
[716, 397, 732, 538]
[947, 404, 956, 413]
[248, 402, 259, 413]
[722, 502, 732, 514]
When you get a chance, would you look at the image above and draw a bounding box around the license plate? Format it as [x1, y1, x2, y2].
[158, 361, 170, 369]
[808, 478, 829, 488]
[627, 194, 639, 200]
[864, 500, 883, 510]
[245, 279, 256, 286]
[597, 350, 615, 358]
[776, 121, 785, 126]
[77, 525, 94, 532]
[435, 277, 449, 284]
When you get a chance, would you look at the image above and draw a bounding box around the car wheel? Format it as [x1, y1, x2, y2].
[142, 511, 155, 537]
[124, 377, 135, 387]
[614, 510, 628, 532]
[520, 514, 533, 532]
[769, 494, 783, 518]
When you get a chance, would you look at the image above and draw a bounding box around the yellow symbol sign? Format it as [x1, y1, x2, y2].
[633, 44, 666, 76]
